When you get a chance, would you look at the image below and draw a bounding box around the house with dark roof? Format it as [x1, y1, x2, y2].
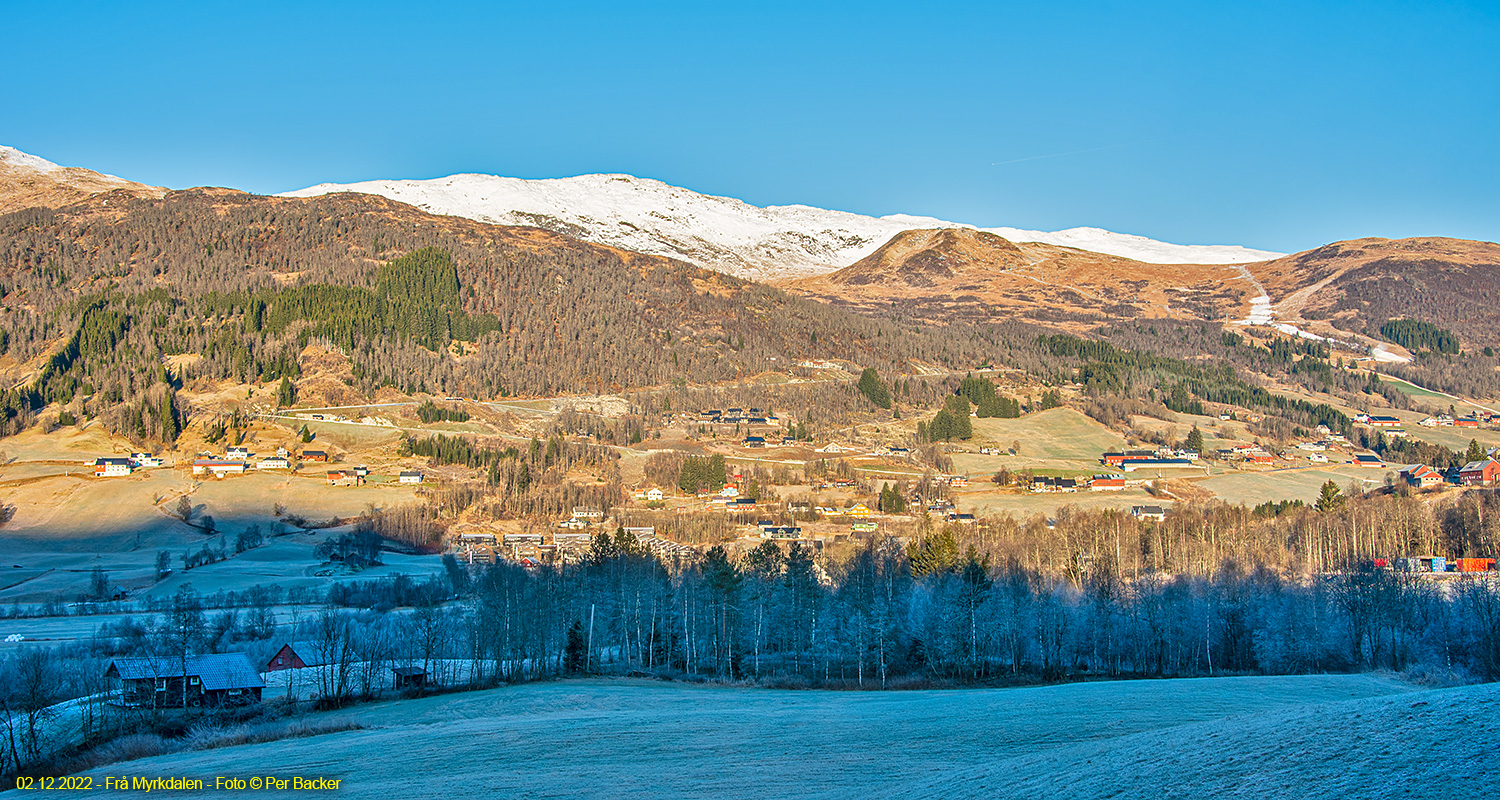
[1131, 505, 1168, 522]
[107, 654, 265, 707]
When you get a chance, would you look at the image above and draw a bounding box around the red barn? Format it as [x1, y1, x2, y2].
[266, 642, 330, 671]
[1459, 459, 1500, 486]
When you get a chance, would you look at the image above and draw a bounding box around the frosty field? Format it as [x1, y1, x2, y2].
[38, 674, 1496, 800]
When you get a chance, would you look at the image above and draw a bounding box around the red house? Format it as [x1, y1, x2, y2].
[1458, 459, 1500, 486]
[266, 641, 330, 671]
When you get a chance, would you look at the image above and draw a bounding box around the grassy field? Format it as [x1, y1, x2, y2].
[955, 408, 1125, 476]
[45, 675, 1492, 800]
[1380, 374, 1455, 401]
[0, 461, 428, 603]
[953, 486, 1159, 518]
[1196, 465, 1382, 506]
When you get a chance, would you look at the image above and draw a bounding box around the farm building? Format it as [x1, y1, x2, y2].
[301, 450, 329, 462]
[1090, 476, 1127, 491]
[1458, 459, 1500, 486]
[399, 471, 424, 484]
[1366, 415, 1402, 427]
[1354, 454, 1385, 467]
[1121, 458, 1194, 472]
[107, 654, 264, 707]
[191, 459, 247, 477]
[91, 458, 133, 477]
[1399, 464, 1444, 489]
[392, 665, 428, 691]
[265, 641, 330, 671]
[1102, 450, 1158, 467]
[327, 470, 360, 487]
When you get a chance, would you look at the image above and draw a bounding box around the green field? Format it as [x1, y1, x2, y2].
[955, 409, 1125, 476]
[1379, 375, 1453, 401]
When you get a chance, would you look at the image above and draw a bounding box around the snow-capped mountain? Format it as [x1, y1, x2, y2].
[279, 173, 1282, 280]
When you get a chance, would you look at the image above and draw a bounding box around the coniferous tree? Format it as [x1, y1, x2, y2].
[277, 376, 297, 408]
[564, 620, 587, 674]
[1466, 439, 1486, 463]
[858, 368, 892, 409]
[1185, 425, 1205, 454]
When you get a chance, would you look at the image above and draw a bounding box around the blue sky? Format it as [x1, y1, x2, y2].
[3, 0, 1497, 252]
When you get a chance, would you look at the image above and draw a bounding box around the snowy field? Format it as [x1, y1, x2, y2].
[37, 674, 1496, 799]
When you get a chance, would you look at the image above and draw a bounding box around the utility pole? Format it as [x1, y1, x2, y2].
[586, 603, 595, 674]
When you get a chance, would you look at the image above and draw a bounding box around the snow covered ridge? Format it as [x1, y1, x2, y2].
[0, 145, 66, 173]
[0, 145, 136, 186]
[279, 172, 1283, 279]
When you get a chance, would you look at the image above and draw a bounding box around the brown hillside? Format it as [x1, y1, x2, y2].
[785, 228, 1256, 329]
[0, 190, 994, 398]
[0, 149, 164, 213]
[1245, 236, 1500, 347]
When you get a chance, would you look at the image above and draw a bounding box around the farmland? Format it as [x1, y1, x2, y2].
[45, 675, 1493, 800]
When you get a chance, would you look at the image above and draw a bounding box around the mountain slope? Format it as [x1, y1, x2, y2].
[0, 145, 164, 213]
[1243, 236, 1500, 348]
[0, 189, 995, 407]
[278, 172, 1282, 279]
[786, 228, 1256, 328]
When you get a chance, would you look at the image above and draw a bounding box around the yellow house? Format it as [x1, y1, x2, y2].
[847, 503, 871, 518]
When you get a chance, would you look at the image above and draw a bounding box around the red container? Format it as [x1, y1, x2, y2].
[1456, 558, 1496, 573]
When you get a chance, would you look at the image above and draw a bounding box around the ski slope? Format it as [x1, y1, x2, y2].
[279, 173, 1282, 280]
[49, 674, 1490, 800]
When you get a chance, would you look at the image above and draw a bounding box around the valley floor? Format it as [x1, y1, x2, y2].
[33, 675, 1496, 799]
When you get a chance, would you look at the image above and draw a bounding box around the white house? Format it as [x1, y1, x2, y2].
[226, 446, 251, 459]
[91, 458, 133, 477]
[399, 471, 424, 484]
[257, 457, 291, 470]
[129, 453, 164, 468]
[645, 487, 664, 502]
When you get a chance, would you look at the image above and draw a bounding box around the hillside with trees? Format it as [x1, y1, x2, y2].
[0, 190, 1005, 442]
